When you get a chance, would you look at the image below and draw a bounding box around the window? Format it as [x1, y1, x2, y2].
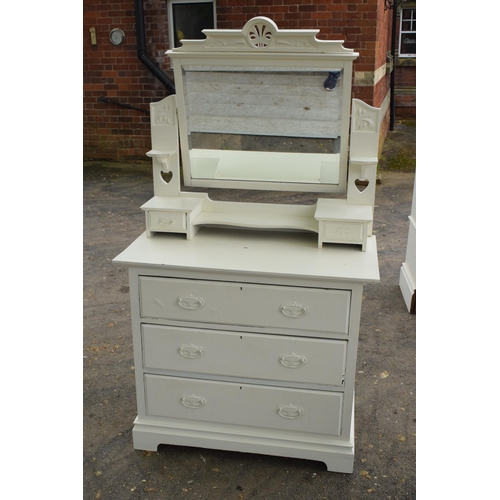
[167, 0, 216, 49]
[399, 8, 416, 57]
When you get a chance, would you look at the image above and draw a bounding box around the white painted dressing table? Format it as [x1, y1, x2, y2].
[113, 17, 380, 473]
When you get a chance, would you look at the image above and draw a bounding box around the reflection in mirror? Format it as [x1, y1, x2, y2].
[182, 68, 344, 188]
[189, 133, 341, 184]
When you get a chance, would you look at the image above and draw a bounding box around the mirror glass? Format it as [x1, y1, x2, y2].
[182, 67, 344, 189]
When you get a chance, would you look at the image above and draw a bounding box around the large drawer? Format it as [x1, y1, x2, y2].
[142, 324, 347, 386]
[139, 277, 351, 334]
[145, 374, 343, 436]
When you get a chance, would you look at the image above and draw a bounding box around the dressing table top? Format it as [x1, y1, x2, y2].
[113, 228, 379, 284]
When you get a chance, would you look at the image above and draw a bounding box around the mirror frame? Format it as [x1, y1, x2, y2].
[167, 17, 358, 194]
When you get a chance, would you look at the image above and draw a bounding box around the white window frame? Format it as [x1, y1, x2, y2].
[166, 0, 217, 51]
[398, 7, 416, 58]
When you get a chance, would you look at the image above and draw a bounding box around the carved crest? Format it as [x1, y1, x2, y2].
[244, 18, 275, 48]
[169, 16, 357, 57]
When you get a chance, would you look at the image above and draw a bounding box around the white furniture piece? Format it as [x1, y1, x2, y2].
[113, 17, 381, 473]
[400, 176, 416, 313]
[113, 229, 379, 473]
[141, 17, 381, 251]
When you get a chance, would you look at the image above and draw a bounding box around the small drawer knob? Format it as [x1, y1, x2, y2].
[158, 217, 175, 226]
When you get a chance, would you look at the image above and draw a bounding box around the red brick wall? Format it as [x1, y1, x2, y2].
[393, 5, 416, 119]
[84, 0, 393, 161]
[83, 0, 172, 161]
[216, 0, 392, 107]
[395, 95, 416, 119]
[395, 65, 415, 87]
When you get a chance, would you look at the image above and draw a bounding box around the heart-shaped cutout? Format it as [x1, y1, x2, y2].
[161, 170, 173, 184]
[355, 178, 369, 193]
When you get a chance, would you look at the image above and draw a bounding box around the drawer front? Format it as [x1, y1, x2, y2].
[323, 221, 364, 243]
[148, 211, 186, 232]
[145, 374, 343, 436]
[139, 277, 351, 334]
[142, 324, 347, 386]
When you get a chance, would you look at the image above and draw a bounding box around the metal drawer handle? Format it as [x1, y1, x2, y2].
[280, 302, 309, 318]
[277, 404, 304, 419]
[280, 353, 307, 368]
[177, 294, 204, 310]
[178, 343, 204, 359]
[181, 394, 206, 409]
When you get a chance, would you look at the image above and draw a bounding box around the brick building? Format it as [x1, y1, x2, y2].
[83, 0, 415, 161]
[392, 3, 415, 118]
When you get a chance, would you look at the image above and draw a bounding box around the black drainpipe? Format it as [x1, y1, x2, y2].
[134, 0, 176, 94]
[389, 4, 397, 131]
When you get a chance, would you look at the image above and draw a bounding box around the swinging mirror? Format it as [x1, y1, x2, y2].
[167, 17, 358, 194]
[180, 66, 346, 192]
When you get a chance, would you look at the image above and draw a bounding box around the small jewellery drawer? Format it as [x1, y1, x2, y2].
[142, 324, 347, 386]
[147, 211, 186, 232]
[145, 374, 343, 436]
[139, 277, 351, 334]
[323, 221, 365, 244]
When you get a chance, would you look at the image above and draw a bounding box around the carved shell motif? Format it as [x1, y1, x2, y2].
[354, 105, 376, 132]
[247, 22, 273, 48]
[154, 101, 174, 125]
